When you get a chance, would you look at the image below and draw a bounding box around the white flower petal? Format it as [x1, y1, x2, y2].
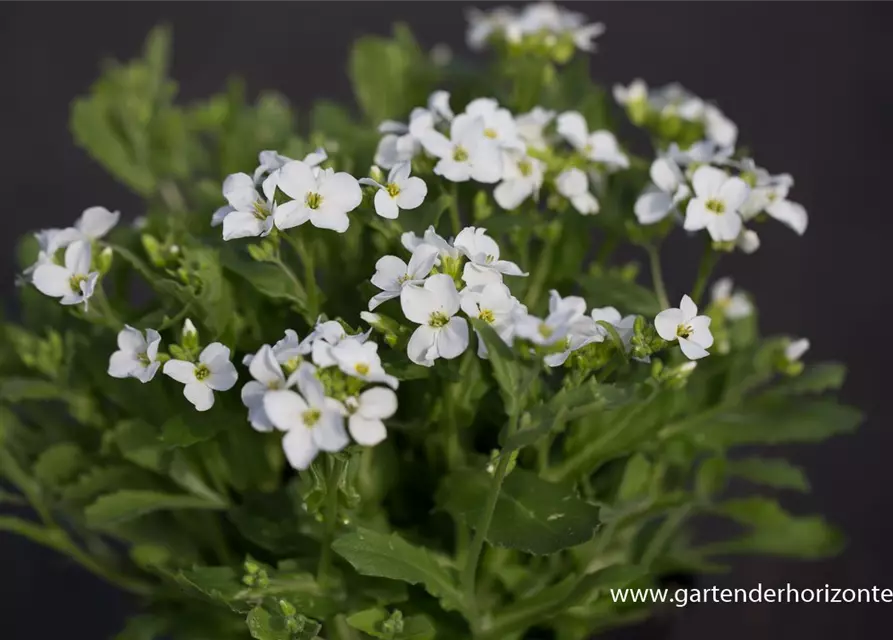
[319, 172, 363, 212]
[395, 176, 427, 210]
[282, 427, 318, 470]
[556, 111, 589, 150]
[654, 308, 683, 341]
[314, 411, 350, 452]
[373, 189, 400, 219]
[692, 166, 728, 198]
[719, 177, 750, 212]
[424, 274, 461, 315]
[679, 295, 698, 321]
[401, 283, 438, 324]
[766, 200, 808, 235]
[684, 199, 712, 231]
[222, 211, 268, 240]
[348, 415, 387, 446]
[264, 389, 308, 432]
[706, 211, 742, 242]
[76, 206, 120, 240]
[436, 317, 469, 359]
[108, 351, 139, 379]
[277, 161, 317, 200]
[65, 241, 92, 275]
[688, 315, 714, 349]
[163, 360, 197, 384]
[635, 191, 674, 225]
[273, 200, 311, 230]
[32, 264, 73, 298]
[407, 325, 437, 366]
[184, 382, 215, 411]
[358, 387, 398, 420]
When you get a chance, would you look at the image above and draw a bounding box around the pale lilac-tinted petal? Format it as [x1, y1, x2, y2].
[718, 177, 750, 212]
[766, 200, 808, 235]
[706, 210, 742, 242]
[116, 325, 146, 354]
[108, 350, 139, 378]
[635, 190, 674, 225]
[282, 427, 318, 470]
[407, 325, 437, 366]
[374, 134, 401, 169]
[389, 162, 412, 184]
[200, 343, 230, 364]
[556, 111, 589, 149]
[222, 211, 267, 240]
[241, 380, 266, 409]
[462, 262, 503, 288]
[204, 359, 237, 391]
[163, 360, 197, 384]
[76, 206, 120, 239]
[133, 361, 160, 383]
[436, 317, 469, 359]
[691, 166, 727, 198]
[319, 172, 363, 212]
[348, 415, 387, 446]
[654, 308, 683, 341]
[400, 283, 439, 324]
[373, 189, 400, 219]
[371, 255, 408, 291]
[313, 412, 350, 453]
[273, 200, 311, 230]
[222, 173, 258, 210]
[395, 176, 427, 209]
[378, 120, 408, 135]
[451, 114, 485, 144]
[591, 306, 622, 326]
[277, 161, 317, 200]
[295, 363, 326, 407]
[358, 387, 398, 420]
[184, 382, 215, 411]
[678, 336, 710, 360]
[406, 245, 439, 280]
[264, 389, 308, 432]
[492, 259, 526, 277]
[64, 241, 91, 275]
[684, 199, 712, 231]
[359, 177, 384, 190]
[424, 274, 461, 315]
[249, 345, 284, 386]
[650, 158, 682, 194]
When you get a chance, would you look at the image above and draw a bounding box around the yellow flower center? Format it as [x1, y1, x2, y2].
[484, 128, 498, 139]
[518, 160, 532, 177]
[302, 408, 321, 427]
[538, 323, 553, 339]
[386, 182, 401, 198]
[676, 324, 693, 339]
[194, 364, 211, 381]
[354, 363, 370, 376]
[69, 274, 87, 294]
[705, 198, 725, 214]
[429, 311, 450, 328]
[252, 201, 270, 220]
[479, 309, 496, 324]
[452, 145, 469, 162]
[283, 356, 301, 374]
[305, 192, 323, 210]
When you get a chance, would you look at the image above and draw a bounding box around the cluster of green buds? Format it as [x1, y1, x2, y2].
[5, 327, 65, 379]
[242, 560, 270, 590]
[618, 94, 706, 148]
[141, 232, 183, 271]
[629, 316, 670, 362]
[378, 609, 406, 639]
[246, 233, 282, 264]
[165, 319, 199, 363]
[651, 358, 698, 389]
[360, 312, 408, 349]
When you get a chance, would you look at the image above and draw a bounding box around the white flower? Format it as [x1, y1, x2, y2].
[308, 321, 369, 368]
[515, 107, 555, 150]
[74, 206, 120, 241]
[252, 148, 327, 184]
[330, 339, 399, 389]
[401, 226, 459, 263]
[374, 123, 420, 171]
[454, 226, 527, 288]
[668, 141, 734, 167]
[684, 166, 749, 242]
[420, 116, 503, 183]
[163, 343, 238, 411]
[556, 168, 599, 215]
[460, 282, 524, 357]
[359, 162, 427, 219]
[107, 325, 161, 383]
[634, 156, 691, 225]
[494, 153, 545, 210]
[613, 79, 648, 106]
[740, 170, 808, 235]
[401, 274, 469, 367]
[785, 338, 810, 363]
[466, 6, 517, 50]
[368, 245, 439, 310]
[654, 295, 714, 360]
[737, 228, 761, 254]
[215, 172, 276, 240]
[542, 291, 603, 367]
[23, 227, 82, 280]
[263, 364, 348, 470]
[704, 104, 738, 149]
[513, 310, 572, 347]
[241, 344, 295, 432]
[32, 241, 99, 309]
[591, 306, 637, 347]
[274, 161, 362, 233]
[556, 111, 629, 169]
[344, 387, 397, 446]
[710, 277, 752, 320]
[459, 98, 525, 152]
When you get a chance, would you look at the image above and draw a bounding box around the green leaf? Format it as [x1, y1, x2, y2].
[0, 377, 65, 402]
[438, 467, 600, 555]
[245, 602, 321, 640]
[694, 457, 727, 499]
[85, 490, 227, 527]
[763, 363, 847, 396]
[727, 458, 810, 492]
[579, 272, 660, 317]
[399, 195, 451, 236]
[33, 443, 86, 489]
[332, 528, 464, 612]
[471, 318, 536, 416]
[346, 608, 435, 640]
[114, 615, 169, 640]
[706, 498, 843, 558]
[221, 250, 307, 307]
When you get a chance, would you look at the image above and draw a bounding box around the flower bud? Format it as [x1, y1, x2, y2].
[369, 165, 384, 184]
[97, 246, 114, 275]
[181, 319, 199, 351]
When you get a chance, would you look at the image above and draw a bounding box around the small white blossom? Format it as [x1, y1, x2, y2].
[401, 274, 469, 367]
[163, 343, 238, 411]
[556, 111, 629, 169]
[421, 116, 503, 184]
[710, 278, 753, 320]
[460, 282, 524, 357]
[241, 344, 295, 432]
[401, 226, 459, 263]
[375, 92, 453, 169]
[684, 166, 749, 242]
[785, 338, 810, 363]
[703, 104, 738, 149]
[739, 168, 808, 235]
[556, 168, 599, 215]
[343, 387, 398, 446]
[74, 206, 120, 241]
[634, 156, 691, 225]
[454, 226, 527, 288]
[107, 325, 161, 383]
[32, 241, 99, 309]
[494, 152, 545, 210]
[215, 172, 275, 240]
[613, 79, 648, 106]
[309, 321, 370, 368]
[274, 161, 363, 233]
[668, 141, 734, 167]
[359, 162, 427, 219]
[330, 339, 399, 389]
[23, 227, 82, 280]
[263, 364, 348, 470]
[654, 295, 714, 360]
[515, 107, 555, 150]
[466, 6, 518, 50]
[252, 148, 327, 186]
[543, 291, 603, 367]
[368, 245, 439, 310]
[737, 228, 761, 254]
[591, 306, 637, 351]
[513, 299, 576, 347]
[460, 98, 525, 152]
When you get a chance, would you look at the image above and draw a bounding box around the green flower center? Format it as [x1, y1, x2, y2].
[386, 182, 401, 198]
[302, 408, 321, 427]
[252, 201, 270, 220]
[484, 128, 498, 139]
[538, 323, 553, 339]
[354, 363, 370, 376]
[676, 324, 692, 339]
[705, 198, 725, 214]
[429, 311, 450, 328]
[518, 160, 532, 177]
[305, 192, 323, 210]
[397, 273, 411, 285]
[194, 364, 211, 381]
[452, 145, 469, 162]
[479, 309, 495, 324]
[137, 352, 151, 367]
[283, 356, 301, 374]
[69, 274, 87, 294]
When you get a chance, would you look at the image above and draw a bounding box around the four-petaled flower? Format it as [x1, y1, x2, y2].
[494, 152, 545, 210]
[634, 156, 691, 225]
[274, 161, 363, 233]
[710, 277, 753, 320]
[330, 339, 399, 389]
[360, 162, 428, 219]
[241, 344, 295, 432]
[654, 295, 714, 360]
[421, 116, 503, 183]
[32, 240, 99, 309]
[107, 325, 162, 383]
[557, 111, 629, 169]
[215, 172, 276, 240]
[264, 364, 349, 470]
[460, 282, 524, 357]
[163, 343, 239, 411]
[401, 274, 470, 366]
[556, 168, 600, 215]
[368, 245, 439, 311]
[684, 166, 750, 242]
[454, 227, 527, 288]
[343, 387, 398, 446]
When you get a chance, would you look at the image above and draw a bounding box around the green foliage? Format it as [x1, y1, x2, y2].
[1, 11, 863, 640]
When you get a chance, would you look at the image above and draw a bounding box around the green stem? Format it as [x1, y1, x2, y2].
[646, 244, 670, 310]
[691, 242, 720, 305]
[87, 286, 120, 329]
[640, 506, 692, 566]
[448, 184, 462, 237]
[317, 456, 342, 586]
[463, 411, 520, 631]
[270, 254, 315, 326]
[524, 231, 559, 310]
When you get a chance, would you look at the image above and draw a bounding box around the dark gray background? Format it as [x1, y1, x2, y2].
[1, 2, 892, 638]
